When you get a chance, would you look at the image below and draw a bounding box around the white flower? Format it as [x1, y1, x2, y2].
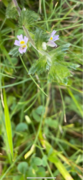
[14, 34, 28, 54]
[47, 30, 59, 47]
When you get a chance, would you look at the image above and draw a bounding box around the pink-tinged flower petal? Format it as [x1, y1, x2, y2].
[14, 40, 20, 46]
[19, 47, 24, 54]
[22, 47, 27, 53]
[53, 35, 59, 41]
[24, 36, 28, 43]
[17, 34, 23, 41]
[19, 47, 27, 54]
[47, 41, 57, 47]
[51, 30, 56, 37]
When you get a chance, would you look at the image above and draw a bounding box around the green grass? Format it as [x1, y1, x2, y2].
[0, 0, 82, 180]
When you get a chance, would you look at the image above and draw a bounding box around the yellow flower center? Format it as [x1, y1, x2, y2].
[22, 45, 26, 49]
[50, 37, 53, 40]
[20, 40, 25, 44]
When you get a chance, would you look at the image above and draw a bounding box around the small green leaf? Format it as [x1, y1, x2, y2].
[68, 63, 80, 70]
[45, 118, 58, 128]
[48, 63, 70, 84]
[32, 109, 40, 122]
[35, 28, 47, 50]
[16, 123, 28, 132]
[28, 57, 47, 75]
[19, 9, 40, 28]
[31, 157, 42, 166]
[11, 58, 18, 65]
[13, 175, 22, 180]
[61, 43, 71, 51]
[17, 162, 28, 174]
[32, 106, 45, 122]
[61, 62, 80, 70]
[6, 3, 18, 19]
[37, 167, 46, 177]
[27, 167, 36, 177]
[41, 155, 47, 167]
[36, 106, 45, 115]
[9, 47, 19, 57]
[15, 29, 24, 37]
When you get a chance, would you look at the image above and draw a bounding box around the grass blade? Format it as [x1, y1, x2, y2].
[68, 89, 83, 116]
[3, 84, 13, 162]
[39, 133, 74, 180]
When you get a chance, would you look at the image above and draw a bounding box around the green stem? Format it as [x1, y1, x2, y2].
[20, 55, 47, 97]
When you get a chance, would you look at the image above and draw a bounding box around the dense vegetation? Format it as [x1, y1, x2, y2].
[0, 0, 82, 180]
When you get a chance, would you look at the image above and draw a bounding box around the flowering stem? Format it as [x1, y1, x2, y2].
[12, 0, 51, 60]
[13, 0, 51, 95]
[23, 26, 35, 48]
[12, 0, 35, 46]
